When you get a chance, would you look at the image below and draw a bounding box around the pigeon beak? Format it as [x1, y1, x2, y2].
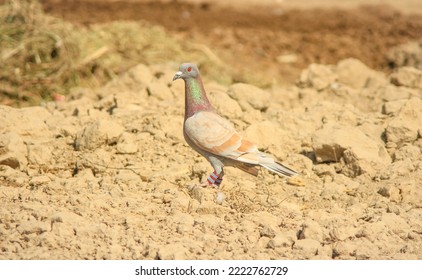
[173, 71, 183, 81]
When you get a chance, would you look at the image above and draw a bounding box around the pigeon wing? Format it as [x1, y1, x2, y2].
[184, 111, 259, 163]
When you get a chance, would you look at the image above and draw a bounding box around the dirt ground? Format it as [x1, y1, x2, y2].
[41, 0, 422, 84]
[0, 0, 421, 260]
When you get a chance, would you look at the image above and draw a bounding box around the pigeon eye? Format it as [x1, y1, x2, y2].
[187, 67, 192, 72]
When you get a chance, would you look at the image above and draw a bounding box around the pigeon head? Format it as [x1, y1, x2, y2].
[173, 63, 200, 81]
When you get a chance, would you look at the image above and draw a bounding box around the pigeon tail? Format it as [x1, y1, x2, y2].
[259, 161, 298, 177]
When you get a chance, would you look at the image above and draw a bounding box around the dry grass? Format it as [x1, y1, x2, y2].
[0, 0, 230, 107]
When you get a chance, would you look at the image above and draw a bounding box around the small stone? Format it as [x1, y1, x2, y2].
[27, 141, 53, 165]
[312, 124, 391, 177]
[0, 133, 27, 171]
[271, 231, 296, 248]
[216, 192, 226, 205]
[116, 132, 138, 154]
[243, 121, 290, 151]
[227, 83, 271, 111]
[293, 239, 321, 259]
[297, 63, 337, 91]
[147, 80, 173, 101]
[74, 120, 124, 151]
[298, 220, 324, 242]
[385, 97, 422, 147]
[387, 204, 401, 215]
[336, 58, 387, 89]
[157, 243, 189, 260]
[208, 90, 242, 119]
[260, 225, 276, 238]
[382, 99, 408, 115]
[381, 213, 410, 237]
[29, 175, 51, 186]
[378, 185, 401, 203]
[17, 221, 50, 235]
[387, 41, 422, 69]
[390, 67, 422, 89]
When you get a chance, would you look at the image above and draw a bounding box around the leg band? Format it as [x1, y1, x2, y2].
[207, 171, 222, 186]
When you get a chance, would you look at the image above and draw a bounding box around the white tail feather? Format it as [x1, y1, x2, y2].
[260, 161, 298, 177]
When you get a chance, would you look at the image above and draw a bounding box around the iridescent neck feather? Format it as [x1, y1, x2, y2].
[184, 76, 213, 119]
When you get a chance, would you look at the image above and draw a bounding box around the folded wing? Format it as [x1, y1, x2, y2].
[184, 111, 297, 177]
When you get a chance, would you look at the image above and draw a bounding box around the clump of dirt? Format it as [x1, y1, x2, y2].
[1, 59, 421, 259]
[388, 40, 422, 69]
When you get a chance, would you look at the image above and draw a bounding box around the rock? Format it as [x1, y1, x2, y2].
[329, 226, 358, 242]
[157, 243, 189, 260]
[377, 85, 419, 103]
[398, 178, 421, 207]
[382, 99, 408, 115]
[393, 144, 421, 161]
[336, 58, 387, 89]
[385, 97, 422, 146]
[243, 121, 286, 147]
[379, 159, 415, 180]
[270, 231, 296, 248]
[17, 221, 50, 235]
[208, 90, 242, 119]
[297, 63, 337, 91]
[157, 116, 184, 142]
[147, 80, 174, 101]
[0, 106, 51, 137]
[312, 124, 391, 176]
[298, 220, 324, 243]
[248, 211, 280, 230]
[260, 225, 276, 238]
[116, 132, 138, 154]
[74, 120, 124, 151]
[172, 213, 194, 234]
[29, 175, 51, 186]
[381, 213, 411, 237]
[387, 41, 422, 69]
[390, 67, 422, 89]
[227, 83, 271, 111]
[0, 133, 27, 171]
[115, 169, 141, 184]
[313, 164, 337, 178]
[0, 165, 28, 188]
[378, 185, 401, 203]
[50, 211, 90, 237]
[332, 242, 356, 259]
[27, 141, 53, 165]
[215, 192, 226, 205]
[353, 239, 380, 260]
[128, 64, 154, 87]
[386, 203, 401, 215]
[292, 239, 321, 259]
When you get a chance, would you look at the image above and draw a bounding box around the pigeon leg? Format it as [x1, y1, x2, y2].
[206, 169, 224, 187]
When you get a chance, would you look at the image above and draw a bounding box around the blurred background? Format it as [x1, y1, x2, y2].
[1, 0, 421, 106]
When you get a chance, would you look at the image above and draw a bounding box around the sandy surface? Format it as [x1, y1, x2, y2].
[1, 0, 422, 260]
[1, 59, 422, 259]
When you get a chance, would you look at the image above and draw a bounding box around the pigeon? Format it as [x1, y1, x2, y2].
[173, 63, 298, 187]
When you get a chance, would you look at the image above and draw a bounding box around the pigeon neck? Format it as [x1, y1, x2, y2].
[184, 76, 213, 119]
